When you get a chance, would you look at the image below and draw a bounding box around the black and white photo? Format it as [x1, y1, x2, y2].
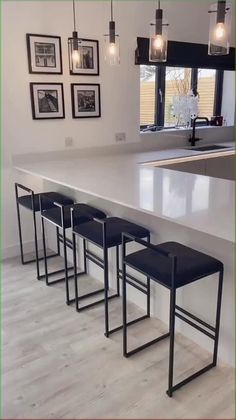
[71, 84, 101, 118]
[30, 83, 65, 119]
[26, 34, 62, 74]
[69, 39, 99, 75]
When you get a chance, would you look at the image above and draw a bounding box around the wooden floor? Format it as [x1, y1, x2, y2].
[2, 255, 235, 419]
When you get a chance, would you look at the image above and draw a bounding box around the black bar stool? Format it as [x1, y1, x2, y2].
[71, 215, 150, 337]
[40, 199, 107, 305]
[15, 183, 74, 279]
[122, 233, 224, 397]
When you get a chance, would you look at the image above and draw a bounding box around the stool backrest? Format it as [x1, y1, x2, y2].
[122, 232, 177, 289]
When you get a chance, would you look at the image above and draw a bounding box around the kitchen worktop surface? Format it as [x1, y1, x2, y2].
[14, 141, 235, 243]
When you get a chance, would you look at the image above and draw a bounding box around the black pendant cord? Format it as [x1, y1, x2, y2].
[73, 0, 76, 32]
[111, 0, 114, 21]
[158, 0, 161, 9]
[109, 0, 115, 43]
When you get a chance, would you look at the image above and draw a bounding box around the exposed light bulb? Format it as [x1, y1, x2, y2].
[214, 22, 226, 40]
[108, 42, 117, 56]
[72, 49, 81, 67]
[153, 35, 164, 50]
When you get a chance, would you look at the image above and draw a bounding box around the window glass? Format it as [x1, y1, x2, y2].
[197, 69, 216, 119]
[164, 67, 192, 127]
[140, 65, 156, 126]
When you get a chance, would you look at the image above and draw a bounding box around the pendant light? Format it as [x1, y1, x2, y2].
[149, 0, 169, 63]
[208, 1, 231, 55]
[68, 0, 82, 72]
[104, 0, 120, 65]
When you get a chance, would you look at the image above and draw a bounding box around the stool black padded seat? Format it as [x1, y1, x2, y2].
[122, 233, 224, 398]
[42, 204, 106, 229]
[125, 242, 223, 289]
[15, 182, 74, 280]
[73, 217, 150, 248]
[41, 200, 107, 305]
[17, 192, 74, 212]
[72, 216, 150, 337]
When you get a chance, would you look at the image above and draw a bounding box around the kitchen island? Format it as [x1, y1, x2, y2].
[14, 141, 235, 366]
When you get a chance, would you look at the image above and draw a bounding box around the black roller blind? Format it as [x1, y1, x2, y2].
[135, 37, 235, 71]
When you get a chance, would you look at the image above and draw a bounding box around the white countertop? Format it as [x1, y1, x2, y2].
[14, 142, 235, 243]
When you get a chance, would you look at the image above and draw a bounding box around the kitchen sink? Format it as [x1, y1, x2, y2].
[186, 145, 230, 152]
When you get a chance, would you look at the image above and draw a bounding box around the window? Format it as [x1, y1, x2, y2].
[140, 66, 156, 126]
[197, 69, 216, 119]
[140, 65, 223, 129]
[165, 67, 192, 127]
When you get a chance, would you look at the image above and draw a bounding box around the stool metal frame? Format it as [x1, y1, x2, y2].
[15, 183, 61, 280]
[122, 233, 224, 397]
[40, 199, 87, 305]
[71, 215, 151, 338]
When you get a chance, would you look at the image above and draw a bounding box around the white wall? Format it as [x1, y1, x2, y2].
[222, 71, 236, 125]
[2, 0, 235, 255]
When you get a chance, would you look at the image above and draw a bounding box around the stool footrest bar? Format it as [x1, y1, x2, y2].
[108, 314, 149, 335]
[167, 362, 215, 396]
[77, 287, 105, 301]
[125, 332, 170, 358]
[77, 293, 119, 312]
[175, 312, 216, 340]
[126, 278, 147, 295]
[175, 305, 216, 333]
[22, 251, 60, 265]
[86, 249, 104, 264]
[41, 266, 74, 280]
[86, 253, 104, 269]
[119, 269, 148, 290]
[47, 272, 75, 285]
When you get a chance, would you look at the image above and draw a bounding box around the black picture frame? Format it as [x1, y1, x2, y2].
[30, 83, 65, 120]
[69, 39, 99, 76]
[71, 83, 101, 118]
[26, 33, 63, 74]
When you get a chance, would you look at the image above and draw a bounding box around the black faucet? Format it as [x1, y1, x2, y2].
[189, 117, 209, 147]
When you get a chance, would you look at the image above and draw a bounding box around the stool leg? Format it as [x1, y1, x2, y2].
[116, 246, 120, 297]
[147, 278, 151, 318]
[41, 217, 48, 284]
[56, 226, 60, 256]
[83, 239, 87, 274]
[63, 227, 70, 305]
[167, 288, 176, 398]
[32, 208, 40, 280]
[122, 258, 128, 357]
[72, 233, 79, 312]
[104, 243, 109, 337]
[146, 234, 151, 318]
[15, 189, 24, 265]
[213, 269, 224, 366]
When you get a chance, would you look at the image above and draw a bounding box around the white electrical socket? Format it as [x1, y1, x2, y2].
[65, 137, 73, 147]
[115, 132, 126, 142]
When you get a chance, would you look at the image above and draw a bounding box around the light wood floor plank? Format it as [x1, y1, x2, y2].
[2, 256, 235, 419]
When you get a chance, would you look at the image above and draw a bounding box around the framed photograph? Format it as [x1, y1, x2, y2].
[26, 34, 63, 74]
[30, 83, 65, 120]
[71, 84, 101, 118]
[69, 39, 99, 76]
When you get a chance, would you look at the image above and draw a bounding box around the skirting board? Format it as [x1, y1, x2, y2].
[2, 239, 43, 261]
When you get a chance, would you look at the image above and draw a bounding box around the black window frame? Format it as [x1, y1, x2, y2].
[140, 66, 224, 130]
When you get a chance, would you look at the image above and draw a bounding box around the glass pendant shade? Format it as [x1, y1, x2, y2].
[104, 33, 120, 66]
[104, 1, 120, 66]
[149, 6, 168, 63]
[149, 23, 168, 62]
[208, 1, 231, 55]
[68, 32, 82, 72]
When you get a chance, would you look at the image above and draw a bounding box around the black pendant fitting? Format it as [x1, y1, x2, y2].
[217, 0, 226, 23]
[156, 8, 163, 35]
[109, 20, 116, 43]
